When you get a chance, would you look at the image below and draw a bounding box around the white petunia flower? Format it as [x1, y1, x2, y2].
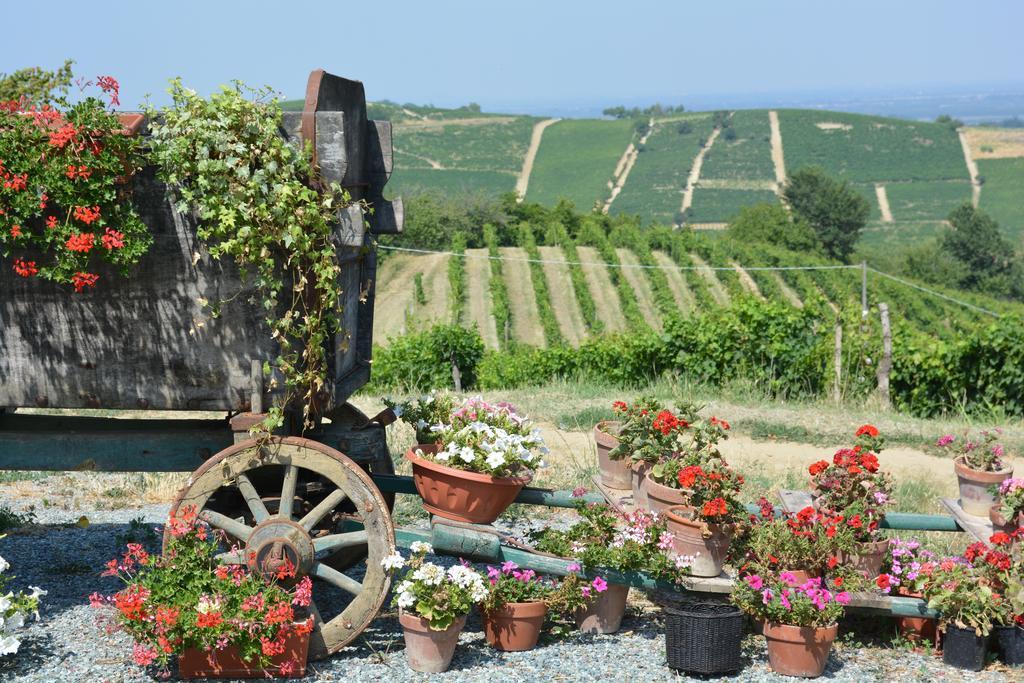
[0, 556, 8, 574]
[0, 635, 19, 655]
[409, 541, 433, 555]
[381, 552, 406, 571]
[459, 447, 476, 463]
[485, 452, 505, 470]
[27, 587, 46, 601]
[2, 612, 23, 633]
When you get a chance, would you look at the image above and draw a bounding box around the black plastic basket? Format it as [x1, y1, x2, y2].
[995, 625, 1024, 666]
[665, 601, 744, 674]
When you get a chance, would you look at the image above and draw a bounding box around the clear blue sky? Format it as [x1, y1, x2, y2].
[4, 0, 1022, 112]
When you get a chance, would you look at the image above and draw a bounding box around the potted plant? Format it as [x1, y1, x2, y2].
[544, 565, 615, 635]
[968, 533, 1024, 667]
[923, 554, 1009, 671]
[991, 478, 1024, 535]
[809, 425, 893, 577]
[384, 391, 458, 445]
[732, 572, 850, 678]
[937, 430, 1013, 517]
[406, 396, 547, 524]
[480, 561, 553, 651]
[876, 538, 939, 645]
[741, 500, 855, 583]
[91, 506, 313, 679]
[609, 397, 695, 509]
[595, 402, 628, 490]
[379, 542, 488, 673]
[999, 569, 1024, 667]
[645, 415, 731, 515]
[0, 540, 46, 656]
[662, 457, 745, 577]
[531, 503, 675, 633]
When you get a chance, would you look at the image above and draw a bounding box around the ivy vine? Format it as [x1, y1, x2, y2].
[147, 80, 360, 431]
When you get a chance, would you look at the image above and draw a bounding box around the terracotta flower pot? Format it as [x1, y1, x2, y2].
[575, 583, 629, 634]
[762, 621, 838, 678]
[837, 538, 889, 578]
[894, 588, 937, 646]
[631, 461, 653, 510]
[178, 625, 310, 679]
[594, 421, 630, 490]
[954, 456, 1013, 517]
[782, 569, 818, 585]
[482, 601, 548, 651]
[399, 611, 466, 673]
[644, 473, 689, 516]
[663, 505, 731, 577]
[406, 446, 531, 524]
[989, 504, 1019, 536]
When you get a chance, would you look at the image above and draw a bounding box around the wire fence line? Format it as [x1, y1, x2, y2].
[377, 244, 1002, 318]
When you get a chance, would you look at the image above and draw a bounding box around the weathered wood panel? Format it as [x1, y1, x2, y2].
[0, 69, 401, 413]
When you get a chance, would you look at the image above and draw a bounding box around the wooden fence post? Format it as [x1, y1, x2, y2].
[833, 321, 843, 405]
[877, 303, 892, 408]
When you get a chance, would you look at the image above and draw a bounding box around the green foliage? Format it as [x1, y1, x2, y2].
[941, 204, 1023, 299]
[777, 109, 968, 183]
[0, 79, 151, 286]
[517, 222, 563, 346]
[380, 193, 509, 251]
[544, 222, 603, 334]
[610, 224, 679, 321]
[371, 324, 485, 391]
[0, 59, 74, 105]
[577, 217, 647, 328]
[484, 224, 511, 348]
[727, 202, 821, 253]
[147, 80, 351, 431]
[935, 114, 964, 131]
[902, 240, 967, 289]
[413, 272, 427, 305]
[884, 180, 972, 222]
[700, 110, 775, 181]
[688, 188, 781, 224]
[447, 232, 467, 323]
[978, 157, 1024, 241]
[785, 166, 870, 262]
[525, 119, 634, 209]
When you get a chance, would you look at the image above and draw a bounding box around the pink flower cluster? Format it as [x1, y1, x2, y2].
[999, 478, 1024, 495]
[744, 574, 850, 610]
[612, 509, 660, 548]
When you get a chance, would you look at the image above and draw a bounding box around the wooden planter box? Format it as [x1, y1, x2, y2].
[178, 627, 310, 679]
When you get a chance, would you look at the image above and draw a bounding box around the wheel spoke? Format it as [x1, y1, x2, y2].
[278, 465, 299, 520]
[312, 561, 363, 596]
[313, 530, 368, 554]
[200, 509, 254, 542]
[235, 473, 270, 523]
[298, 488, 347, 531]
[215, 550, 245, 565]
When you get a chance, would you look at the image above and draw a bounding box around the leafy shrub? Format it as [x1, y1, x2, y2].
[371, 324, 485, 391]
[448, 232, 467, 324]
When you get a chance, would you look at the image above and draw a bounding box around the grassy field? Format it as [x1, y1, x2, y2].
[700, 109, 775, 181]
[392, 117, 537, 171]
[524, 119, 635, 209]
[687, 188, 780, 223]
[611, 115, 716, 223]
[777, 110, 968, 183]
[978, 157, 1024, 244]
[387, 168, 516, 196]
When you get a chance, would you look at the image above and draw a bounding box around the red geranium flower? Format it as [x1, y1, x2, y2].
[856, 424, 879, 438]
[13, 258, 37, 277]
[808, 460, 829, 476]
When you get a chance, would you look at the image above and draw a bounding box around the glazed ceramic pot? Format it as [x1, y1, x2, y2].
[407, 446, 531, 524]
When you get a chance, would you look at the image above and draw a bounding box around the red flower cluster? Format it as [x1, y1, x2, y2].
[13, 258, 38, 277]
[73, 205, 101, 225]
[702, 497, 728, 518]
[831, 448, 879, 474]
[66, 232, 95, 253]
[96, 75, 120, 106]
[808, 460, 829, 476]
[856, 424, 879, 438]
[3, 172, 28, 191]
[49, 123, 78, 149]
[710, 416, 731, 430]
[653, 409, 687, 435]
[102, 227, 124, 250]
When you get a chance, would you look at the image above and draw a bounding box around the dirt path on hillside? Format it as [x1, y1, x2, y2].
[875, 184, 894, 222]
[958, 130, 982, 208]
[616, 249, 662, 329]
[395, 148, 444, 170]
[538, 246, 587, 345]
[731, 262, 763, 299]
[773, 273, 804, 308]
[465, 249, 499, 348]
[576, 246, 626, 332]
[690, 254, 730, 305]
[603, 118, 654, 213]
[500, 247, 546, 347]
[373, 253, 450, 341]
[769, 111, 787, 193]
[679, 127, 722, 216]
[515, 118, 560, 200]
[653, 251, 694, 315]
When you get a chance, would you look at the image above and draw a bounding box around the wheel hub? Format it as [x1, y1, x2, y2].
[245, 518, 315, 579]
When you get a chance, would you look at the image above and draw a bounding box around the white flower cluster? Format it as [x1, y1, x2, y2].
[0, 554, 45, 656]
[381, 552, 406, 571]
[433, 421, 547, 475]
[393, 563, 488, 609]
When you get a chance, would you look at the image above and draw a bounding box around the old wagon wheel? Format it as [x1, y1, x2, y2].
[166, 437, 394, 660]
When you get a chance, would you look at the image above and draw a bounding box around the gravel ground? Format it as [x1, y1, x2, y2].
[0, 493, 1019, 682]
